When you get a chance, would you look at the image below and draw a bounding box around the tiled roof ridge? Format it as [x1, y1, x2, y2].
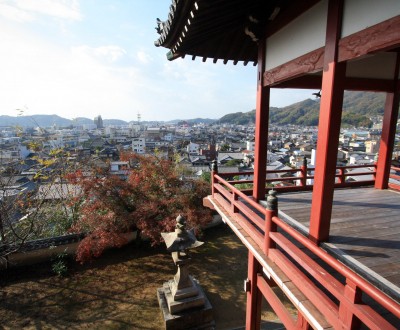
[155, 0, 190, 48]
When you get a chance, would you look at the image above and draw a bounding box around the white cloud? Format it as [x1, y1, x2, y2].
[0, 20, 311, 123]
[136, 50, 152, 64]
[0, 0, 82, 22]
[162, 59, 219, 88]
[73, 45, 127, 63]
[0, 25, 139, 120]
[0, 2, 34, 22]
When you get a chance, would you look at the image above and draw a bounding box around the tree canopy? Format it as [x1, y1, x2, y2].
[69, 153, 212, 263]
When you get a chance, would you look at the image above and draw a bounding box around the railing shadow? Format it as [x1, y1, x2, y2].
[330, 235, 400, 250]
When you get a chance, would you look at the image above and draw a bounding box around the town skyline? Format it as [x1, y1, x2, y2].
[0, 90, 388, 129]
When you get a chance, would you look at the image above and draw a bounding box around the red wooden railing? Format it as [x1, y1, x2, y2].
[389, 165, 400, 191]
[219, 163, 377, 195]
[209, 163, 399, 329]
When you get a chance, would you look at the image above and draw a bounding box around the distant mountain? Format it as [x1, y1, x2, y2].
[0, 113, 213, 128]
[269, 99, 320, 126]
[73, 117, 93, 125]
[187, 118, 216, 124]
[166, 118, 216, 125]
[342, 91, 385, 116]
[0, 115, 128, 128]
[219, 91, 387, 127]
[0, 92, 388, 129]
[219, 110, 257, 125]
[0, 115, 72, 127]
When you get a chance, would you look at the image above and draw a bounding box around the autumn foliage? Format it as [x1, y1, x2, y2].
[68, 153, 212, 263]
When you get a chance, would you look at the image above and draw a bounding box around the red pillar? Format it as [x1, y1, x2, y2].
[375, 52, 400, 189]
[253, 38, 270, 202]
[246, 251, 262, 330]
[309, 0, 345, 243]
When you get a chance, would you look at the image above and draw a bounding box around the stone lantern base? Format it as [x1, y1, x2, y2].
[157, 277, 214, 330]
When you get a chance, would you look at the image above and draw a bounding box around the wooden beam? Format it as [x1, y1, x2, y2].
[344, 77, 395, 92]
[257, 274, 297, 329]
[264, 47, 324, 86]
[375, 52, 400, 189]
[309, 0, 345, 244]
[339, 15, 400, 62]
[274, 76, 394, 92]
[272, 75, 322, 89]
[253, 38, 270, 201]
[263, 15, 400, 87]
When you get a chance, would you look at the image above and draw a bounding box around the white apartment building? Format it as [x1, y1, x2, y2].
[187, 142, 200, 154]
[246, 139, 255, 152]
[132, 137, 145, 154]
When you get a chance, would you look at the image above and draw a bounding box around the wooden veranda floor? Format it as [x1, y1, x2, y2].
[277, 186, 400, 303]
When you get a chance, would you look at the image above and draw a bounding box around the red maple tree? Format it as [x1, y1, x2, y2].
[69, 153, 212, 262]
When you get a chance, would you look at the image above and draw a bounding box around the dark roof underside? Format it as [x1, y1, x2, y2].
[155, 0, 286, 65]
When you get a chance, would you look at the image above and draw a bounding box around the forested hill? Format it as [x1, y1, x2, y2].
[219, 91, 387, 127]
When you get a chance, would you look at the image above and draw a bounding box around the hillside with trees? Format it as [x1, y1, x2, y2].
[219, 91, 388, 127]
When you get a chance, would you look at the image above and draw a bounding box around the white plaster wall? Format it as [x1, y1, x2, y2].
[265, 0, 328, 71]
[342, 0, 400, 38]
[346, 52, 397, 79]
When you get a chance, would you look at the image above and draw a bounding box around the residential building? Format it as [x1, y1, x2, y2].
[132, 137, 145, 154]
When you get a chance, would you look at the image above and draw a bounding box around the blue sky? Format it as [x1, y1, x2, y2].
[0, 0, 315, 122]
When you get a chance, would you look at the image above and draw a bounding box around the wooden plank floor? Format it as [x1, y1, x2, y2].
[278, 187, 400, 303]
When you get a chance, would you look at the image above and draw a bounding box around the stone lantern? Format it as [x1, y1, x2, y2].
[157, 215, 214, 329]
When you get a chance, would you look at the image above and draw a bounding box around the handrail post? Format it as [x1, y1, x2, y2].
[300, 156, 307, 187]
[263, 190, 278, 255]
[339, 279, 362, 329]
[232, 190, 238, 213]
[211, 159, 218, 197]
[338, 168, 345, 184]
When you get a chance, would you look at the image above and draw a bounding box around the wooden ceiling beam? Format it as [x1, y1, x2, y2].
[344, 78, 395, 92]
[274, 75, 394, 92]
[273, 75, 322, 89]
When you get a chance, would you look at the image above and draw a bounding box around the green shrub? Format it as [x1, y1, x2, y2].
[52, 253, 68, 276]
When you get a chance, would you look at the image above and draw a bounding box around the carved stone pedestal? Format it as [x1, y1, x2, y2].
[157, 278, 214, 330]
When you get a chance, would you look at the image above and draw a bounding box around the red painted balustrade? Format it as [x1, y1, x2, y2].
[209, 163, 399, 329]
[389, 165, 400, 191]
[215, 163, 377, 196]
